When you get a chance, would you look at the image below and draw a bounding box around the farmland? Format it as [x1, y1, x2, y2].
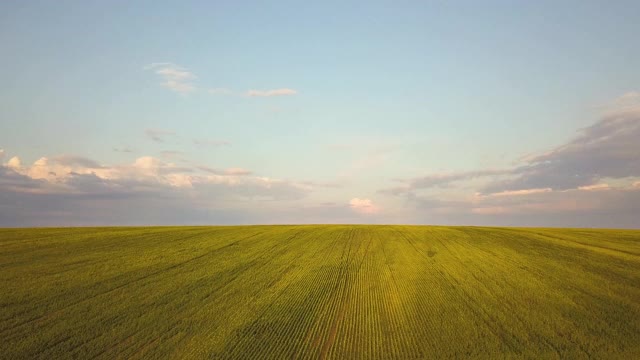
[1, 225, 639, 359]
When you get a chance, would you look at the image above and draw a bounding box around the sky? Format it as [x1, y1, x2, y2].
[1, 1, 640, 227]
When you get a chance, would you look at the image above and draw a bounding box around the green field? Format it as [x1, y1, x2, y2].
[1, 226, 639, 359]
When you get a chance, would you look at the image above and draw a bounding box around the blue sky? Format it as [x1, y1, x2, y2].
[1, 1, 640, 227]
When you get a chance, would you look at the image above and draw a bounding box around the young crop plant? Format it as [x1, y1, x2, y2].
[0, 225, 639, 359]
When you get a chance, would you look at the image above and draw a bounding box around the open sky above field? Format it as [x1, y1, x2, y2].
[1, 1, 640, 227]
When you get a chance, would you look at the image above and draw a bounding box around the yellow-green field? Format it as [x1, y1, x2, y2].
[1, 225, 639, 359]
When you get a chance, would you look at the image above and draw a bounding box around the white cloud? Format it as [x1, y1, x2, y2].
[144, 63, 300, 97]
[145, 63, 196, 94]
[156, 67, 193, 82]
[133, 156, 161, 170]
[246, 88, 297, 97]
[29, 157, 59, 180]
[349, 198, 380, 214]
[7, 156, 21, 169]
[0, 150, 319, 225]
[0, 149, 4, 160]
[1, 151, 310, 201]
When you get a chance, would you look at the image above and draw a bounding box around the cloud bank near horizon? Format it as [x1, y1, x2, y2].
[377, 96, 640, 228]
[2, 94, 640, 228]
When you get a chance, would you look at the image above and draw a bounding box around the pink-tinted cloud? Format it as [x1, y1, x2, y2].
[349, 198, 380, 214]
[578, 183, 610, 191]
[7, 156, 21, 169]
[246, 88, 297, 97]
[485, 188, 552, 197]
[224, 168, 252, 176]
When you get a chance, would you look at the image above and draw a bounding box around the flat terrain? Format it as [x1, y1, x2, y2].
[1, 226, 639, 359]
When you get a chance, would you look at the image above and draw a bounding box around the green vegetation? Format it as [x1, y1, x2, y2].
[1, 225, 639, 359]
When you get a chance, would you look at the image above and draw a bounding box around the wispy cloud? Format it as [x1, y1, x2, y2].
[380, 169, 509, 195]
[224, 168, 252, 176]
[144, 63, 196, 94]
[299, 180, 344, 189]
[482, 187, 552, 197]
[197, 166, 252, 176]
[193, 138, 231, 148]
[113, 147, 134, 153]
[145, 129, 176, 143]
[160, 150, 184, 160]
[578, 183, 610, 191]
[144, 63, 298, 98]
[246, 88, 297, 97]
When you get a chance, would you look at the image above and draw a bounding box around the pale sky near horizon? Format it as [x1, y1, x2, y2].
[1, 1, 640, 227]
